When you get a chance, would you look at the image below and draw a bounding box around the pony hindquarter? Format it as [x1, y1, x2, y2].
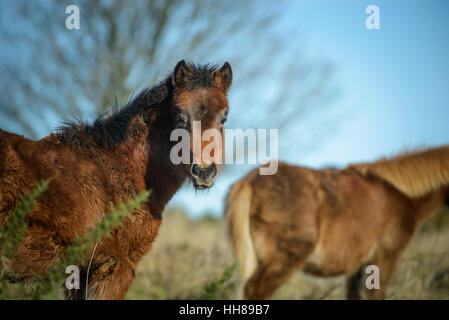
[0, 60, 232, 299]
[226, 146, 449, 300]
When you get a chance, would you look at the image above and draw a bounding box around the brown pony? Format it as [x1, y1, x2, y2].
[0, 60, 232, 299]
[226, 145, 449, 299]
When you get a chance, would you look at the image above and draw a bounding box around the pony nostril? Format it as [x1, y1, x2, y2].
[191, 164, 216, 180]
[208, 163, 217, 175]
[191, 164, 201, 177]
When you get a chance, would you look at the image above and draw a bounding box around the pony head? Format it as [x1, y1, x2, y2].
[170, 60, 232, 189]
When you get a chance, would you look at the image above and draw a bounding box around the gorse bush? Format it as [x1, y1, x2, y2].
[0, 180, 49, 264]
[0, 180, 150, 299]
[195, 263, 236, 300]
[0, 180, 50, 299]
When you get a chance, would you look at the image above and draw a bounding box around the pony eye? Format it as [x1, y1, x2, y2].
[220, 117, 227, 125]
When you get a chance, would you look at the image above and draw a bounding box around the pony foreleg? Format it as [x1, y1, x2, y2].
[65, 255, 136, 300]
[346, 265, 366, 300]
[353, 232, 411, 300]
[360, 248, 404, 300]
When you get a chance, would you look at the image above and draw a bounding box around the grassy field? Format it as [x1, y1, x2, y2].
[127, 206, 449, 300]
[2, 201, 448, 300]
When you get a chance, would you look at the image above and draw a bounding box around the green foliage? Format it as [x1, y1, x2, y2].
[32, 190, 151, 299]
[0, 181, 151, 300]
[0, 180, 50, 298]
[419, 206, 449, 233]
[57, 190, 150, 269]
[195, 263, 236, 300]
[0, 180, 49, 259]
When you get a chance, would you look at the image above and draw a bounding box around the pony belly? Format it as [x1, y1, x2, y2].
[303, 245, 348, 277]
[302, 240, 375, 277]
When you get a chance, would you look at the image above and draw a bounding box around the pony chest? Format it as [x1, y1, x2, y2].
[125, 208, 162, 249]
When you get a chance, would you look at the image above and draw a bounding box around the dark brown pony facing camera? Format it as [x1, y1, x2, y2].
[171, 61, 231, 189]
[0, 60, 232, 299]
[226, 145, 449, 299]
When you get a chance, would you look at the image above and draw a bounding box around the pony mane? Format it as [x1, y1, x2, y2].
[349, 145, 449, 198]
[58, 63, 218, 149]
[177, 63, 220, 90]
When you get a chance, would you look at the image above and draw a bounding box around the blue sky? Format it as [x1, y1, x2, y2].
[172, 0, 449, 217]
[284, 0, 449, 166]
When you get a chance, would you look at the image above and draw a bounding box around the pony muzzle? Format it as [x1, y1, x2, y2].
[190, 163, 217, 189]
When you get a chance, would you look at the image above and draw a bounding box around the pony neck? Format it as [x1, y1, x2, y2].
[143, 100, 189, 217]
[57, 80, 189, 218]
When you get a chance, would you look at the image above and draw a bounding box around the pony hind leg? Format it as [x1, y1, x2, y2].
[244, 240, 316, 300]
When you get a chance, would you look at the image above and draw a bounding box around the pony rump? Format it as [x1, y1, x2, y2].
[350, 145, 449, 198]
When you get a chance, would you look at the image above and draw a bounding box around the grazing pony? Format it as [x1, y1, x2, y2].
[226, 145, 449, 299]
[0, 60, 232, 299]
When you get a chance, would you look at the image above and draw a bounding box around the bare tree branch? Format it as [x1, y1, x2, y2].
[0, 0, 338, 152]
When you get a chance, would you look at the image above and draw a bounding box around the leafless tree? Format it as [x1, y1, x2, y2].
[0, 0, 338, 154]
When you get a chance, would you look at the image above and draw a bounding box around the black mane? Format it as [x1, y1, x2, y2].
[179, 63, 219, 90]
[58, 63, 218, 149]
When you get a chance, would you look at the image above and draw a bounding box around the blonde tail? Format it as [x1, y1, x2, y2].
[225, 181, 257, 298]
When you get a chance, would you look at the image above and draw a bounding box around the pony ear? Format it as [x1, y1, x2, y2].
[172, 60, 190, 87]
[214, 62, 232, 92]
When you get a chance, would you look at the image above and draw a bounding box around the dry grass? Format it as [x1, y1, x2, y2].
[127, 206, 449, 300]
[127, 208, 237, 299]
